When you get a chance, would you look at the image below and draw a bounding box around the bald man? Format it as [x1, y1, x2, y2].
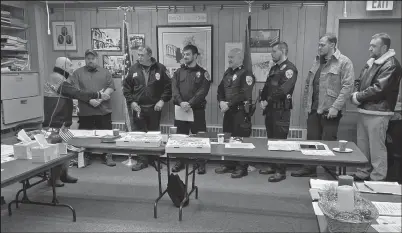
[123, 46, 172, 171]
[216, 48, 255, 178]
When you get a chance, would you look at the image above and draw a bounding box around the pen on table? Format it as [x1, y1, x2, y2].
[364, 183, 375, 192]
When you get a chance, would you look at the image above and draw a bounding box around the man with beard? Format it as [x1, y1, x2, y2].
[123, 46, 172, 171]
[215, 48, 255, 179]
[171, 44, 211, 174]
[69, 49, 116, 167]
[351, 33, 401, 181]
[291, 33, 354, 178]
[44, 57, 110, 186]
[259, 42, 298, 182]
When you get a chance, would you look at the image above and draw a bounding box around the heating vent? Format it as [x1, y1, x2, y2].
[115, 122, 306, 139]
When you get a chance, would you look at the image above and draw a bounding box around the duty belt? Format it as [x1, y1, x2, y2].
[270, 101, 285, 109]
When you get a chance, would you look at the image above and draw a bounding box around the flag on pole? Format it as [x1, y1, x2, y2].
[122, 19, 133, 132]
[243, 15, 252, 73]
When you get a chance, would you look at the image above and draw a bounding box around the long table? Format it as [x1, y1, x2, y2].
[167, 138, 369, 221]
[1, 152, 77, 222]
[67, 137, 168, 219]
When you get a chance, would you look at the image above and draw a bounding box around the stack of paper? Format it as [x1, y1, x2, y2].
[300, 143, 335, 156]
[372, 202, 401, 217]
[166, 138, 211, 154]
[225, 143, 255, 149]
[69, 130, 114, 138]
[371, 224, 401, 233]
[267, 140, 300, 151]
[116, 132, 162, 148]
[364, 181, 401, 195]
[1, 144, 14, 157]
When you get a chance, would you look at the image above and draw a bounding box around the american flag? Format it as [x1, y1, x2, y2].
[59, 129, 74, 142]
[122, 20, 133, 132]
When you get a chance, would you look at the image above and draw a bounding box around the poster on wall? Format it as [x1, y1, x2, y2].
[157, 25, 213, 82]
[251, 53, 273, 83]
[103, 55, 125, 78]
[52, 21, 77, 51]
[250, 29, 280, 48]
[91, 28, 122, 51]
[70, 57, 85, 71]
[225, 42, 243, 71]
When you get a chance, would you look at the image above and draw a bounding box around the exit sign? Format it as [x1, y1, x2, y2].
[366, 1, 394, 11]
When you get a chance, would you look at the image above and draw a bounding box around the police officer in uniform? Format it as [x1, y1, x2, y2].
[171, 44, 211, 174]
[123, 46, 172, 171]
[259, 42, 298, 182]
[215, 48, 255, 178]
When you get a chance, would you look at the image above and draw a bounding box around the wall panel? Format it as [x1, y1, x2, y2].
[47, 4, 327, 128]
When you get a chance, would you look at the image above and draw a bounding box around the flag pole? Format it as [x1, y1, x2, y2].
[118, 6, 134, 132]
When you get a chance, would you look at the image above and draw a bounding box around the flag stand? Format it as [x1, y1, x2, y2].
[118, 6, 136, 167]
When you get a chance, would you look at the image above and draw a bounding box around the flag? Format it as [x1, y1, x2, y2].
[122, 20, 133, 132]
[59, 129, 74, 142]
[243, 15, 252, 74]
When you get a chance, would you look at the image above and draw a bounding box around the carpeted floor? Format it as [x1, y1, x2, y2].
[1, 157, 335, 232]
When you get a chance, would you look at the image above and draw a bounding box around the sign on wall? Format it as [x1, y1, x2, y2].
[168, 13, 207, 23]
[366, 1, 394, 11]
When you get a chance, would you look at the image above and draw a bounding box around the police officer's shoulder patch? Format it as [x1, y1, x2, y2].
[285, 69, 294, 79]
[246, 76, 253, 86]
[204, 71, 211, 81]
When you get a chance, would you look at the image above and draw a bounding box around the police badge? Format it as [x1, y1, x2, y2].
[155, 73, 160, 80]
[285, 69, 293, 79]
[196, 71, 201, 78]
[280, 64, 287, 70]
[246, 76, 253, 86]
[133, 72, 138, 77]
[232, 74, 237, 81]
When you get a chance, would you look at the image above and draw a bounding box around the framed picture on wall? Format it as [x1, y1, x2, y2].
[103, 55, 125, 78]
[157, 25, 213, 82]
[70, 57, 85, 72]
[251, 53, 274, 83]
[129, 33, 145, 50]
[52, 21, 77, 51]
[250, 29, 280, 48]
[91, 28, 122, 51]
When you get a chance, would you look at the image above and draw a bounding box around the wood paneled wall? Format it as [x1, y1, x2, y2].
[47, 4, 327, 128]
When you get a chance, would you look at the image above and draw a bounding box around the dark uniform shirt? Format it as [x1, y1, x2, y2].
[260, 59, 298, 109]
[217, 65, 255, 107]
[172, 64, 211, 109]
[311, 57, 328, 110]
[123, 58, 172, 107]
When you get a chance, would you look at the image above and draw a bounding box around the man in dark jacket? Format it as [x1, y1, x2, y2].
[43, 57, 109, 186]
[351, 33, 402, 181]
[123, 46, 172, 171]
[171, 44, 211, 174]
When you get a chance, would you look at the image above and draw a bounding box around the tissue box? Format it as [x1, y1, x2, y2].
[13, 141, 40, 160]
[31, 144, 59, 163]
[58, 143, 67, 154]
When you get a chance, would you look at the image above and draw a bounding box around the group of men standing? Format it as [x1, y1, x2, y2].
[44, 31, 401, 186]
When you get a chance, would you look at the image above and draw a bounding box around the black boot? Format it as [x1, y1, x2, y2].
[268, 172, 286, 182]
[231, 167, 248, 178]
[60, 174, 78, 183]
[132, 161, 148, 171]
[197, 162, 206, 175]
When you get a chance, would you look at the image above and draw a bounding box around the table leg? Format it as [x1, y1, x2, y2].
[154, 156, 170, 219]
[16, 173, 48, 208]
[1, 196, 5, 205]
[179, 160, 190, 221]
[8, 168, 77, 222]
[342, 167, 347, 175]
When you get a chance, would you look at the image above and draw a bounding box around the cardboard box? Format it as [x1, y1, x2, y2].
[31, 144, 59, 163]
[166, 138, 211, 154]
[13, 141, 40, 160]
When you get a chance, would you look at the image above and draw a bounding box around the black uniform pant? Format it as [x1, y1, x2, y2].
[132, 106, 162, 164]
[78, 113, 112, 160]
[265, 108, 291, 174]
[303, 110, 341, 171]
[174, 108, 207, 166]
[222, 107, 248, 170]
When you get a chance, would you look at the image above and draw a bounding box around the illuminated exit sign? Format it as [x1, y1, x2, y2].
[366, 1, 394, 11]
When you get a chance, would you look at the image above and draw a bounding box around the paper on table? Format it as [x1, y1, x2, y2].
[17, 129, 32, 143]
[376, 216, 402, 225]
[312, 202, 324, 216]
[373, 202, 402, 216]
[34, 134, 49, 148]
[364, 181, 402, 195]
[372, 224, 401, 233]
[267, 140, 300, 151]
[301, 149, 335, 156]
[225, 143, 255, 149]
[1, 157, 16, 164]
[174, 105, 194, 122]
[69, 130, 113, 138]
